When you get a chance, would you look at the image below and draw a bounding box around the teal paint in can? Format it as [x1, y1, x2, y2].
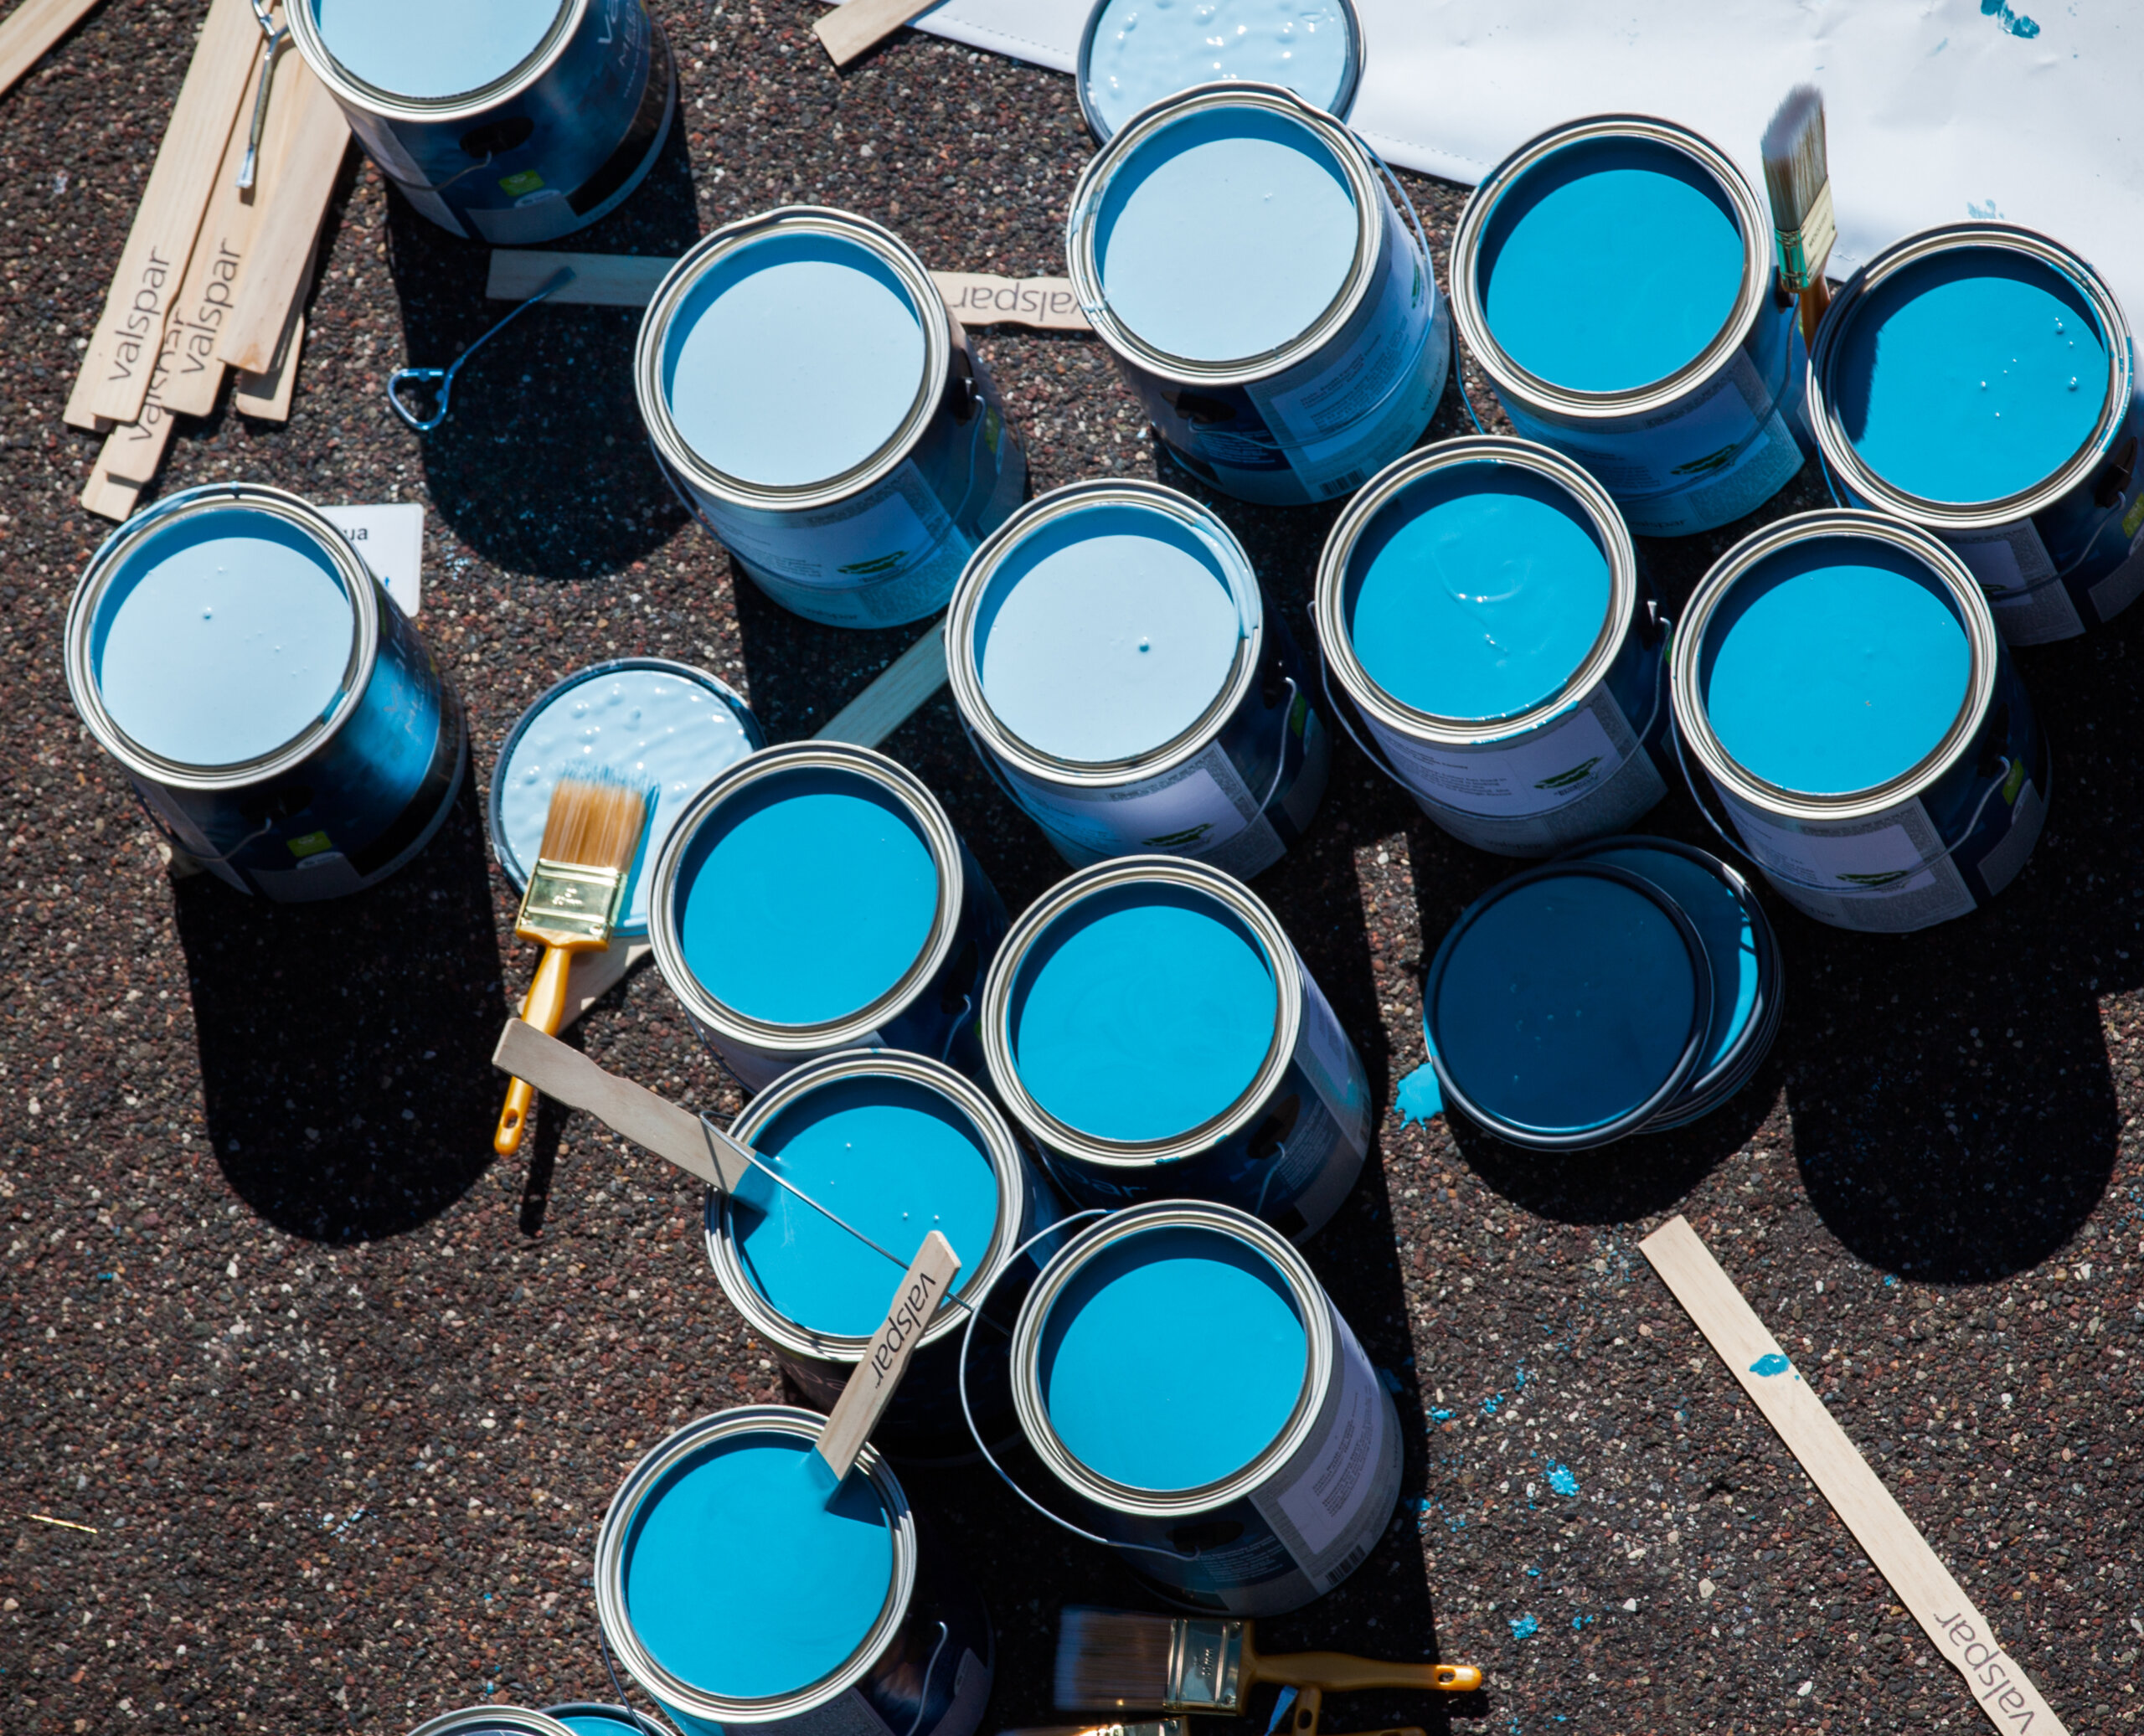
[540, 1708, 678, 1736]
[404, 1712, 580, 1736]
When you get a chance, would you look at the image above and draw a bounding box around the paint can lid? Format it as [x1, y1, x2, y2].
[491, 659, 762, 939]
[1076, 0, 1363, 142]
[1424, 860, 1712, 1149]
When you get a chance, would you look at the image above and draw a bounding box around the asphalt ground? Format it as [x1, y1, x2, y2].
[0, 5, 2139, 1734]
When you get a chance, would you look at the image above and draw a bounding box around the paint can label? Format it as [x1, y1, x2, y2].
[1294, 958, 1370, 1153]
[1943, 518, 2084, 646]
[1248, 1311, 1398, 1592]
[1719, 790, 1976, 932]
[2087, 529, 2144, 625]
[997, 739, 1286, 878]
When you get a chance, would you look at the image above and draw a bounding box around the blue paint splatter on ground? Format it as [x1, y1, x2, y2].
[1546, 1463, 1580, 1496]
[1508, 1615, 1539, 1640]
[1750, 1353, 1792, 1378]
[1482, 1393, 1502, 1416]
[1572, 1615, 1592, 1630]
[1430, 1407, 1455, 1421]
[1981, 0, 2040, 36]
[1395, 1063, 1444, 1126]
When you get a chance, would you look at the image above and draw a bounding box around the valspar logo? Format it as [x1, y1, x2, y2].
[1931, 1610, 2056, 1732]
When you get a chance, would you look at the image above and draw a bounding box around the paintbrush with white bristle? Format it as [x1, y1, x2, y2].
[1762, 84, 1837, 347]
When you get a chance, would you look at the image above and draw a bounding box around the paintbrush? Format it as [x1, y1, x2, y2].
[1053, 1610, 1482, 1713]
[1762, 84, 1836, 348]
[494, 770, 651, 1156]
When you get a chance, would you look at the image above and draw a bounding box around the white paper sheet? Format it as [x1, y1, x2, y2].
[858, 0, 2144, 318]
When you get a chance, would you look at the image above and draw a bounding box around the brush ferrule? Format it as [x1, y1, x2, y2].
[1166, 1620, 1245, 1713]
[519, 858, 628, 942]
[1776, 178, 1837, 291]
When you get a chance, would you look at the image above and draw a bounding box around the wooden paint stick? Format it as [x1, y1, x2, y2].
[813, 0, 940, 69]
[815, 620, 947, 748]
[814, 1229, 961, 1481]
[73, 0, 257, 428]
[0, 0, 105, 100]
[82, 336, 181, 519]
[159, 39, 267, 417]
[491, 1015, 752, 1193]
[1642, 1216, 2070, 1736]
[560, 939, 652, 1030]
[216, 54, 347, 375]
[232, 312, 302, 417]
[79, 449, 141, 523]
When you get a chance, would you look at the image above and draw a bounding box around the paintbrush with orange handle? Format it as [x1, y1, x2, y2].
[494, 770, 650, 1156]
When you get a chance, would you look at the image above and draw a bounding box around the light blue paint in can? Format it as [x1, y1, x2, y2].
[648, 743, 1008, 1089]
[1451, 117, 1806, 538]
[65, 483, 464, 902]
[1007, 1203, 1401, 1615]
[639, 209, 1028, 628]
[488, 657, 762, 939]
[595, 1408, 993, 1736]
[981, 858, 1370, 1243]
[1315, 436, 1667, 857]
[948, 480, 1328, 877]
[291, 0, 675, 245]
[1810, 224, 2144, 646]
[1671, 511, 2049, 933]
[1067, 84, 1448, 506]
[1075, 0, 1361, 142]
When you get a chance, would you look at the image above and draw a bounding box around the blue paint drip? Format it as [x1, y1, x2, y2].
[1546, 1462, 1580, 1496]
[1395, 1062, 1444, 1126]
[1750, 1353, 1792, 1378]
[1982, 0, 2040, 37]
[1508, 1615, 1539, 1640]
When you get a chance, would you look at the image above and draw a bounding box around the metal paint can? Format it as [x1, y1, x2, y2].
[1314, 436, 1667, 857]
[648, 743, 1008, 1090]
[596, 1407, 994, 1736]
[947, 479, 1328, 877]
[704, 1049, 1060, 1460]
[1007, 1202, 1401, 1615]
[1075, 0, 1363, 142]
[1670, 510, 2049, 933]
[1808, 223, 2144, 646]
[980, 858, 1371, 1243]
[64, 482, 464, 903]
[1449, 116, 1806, 538]
[405, 1713, 578, 1736]
[1066, 83, 1448, 506]
[289, 0, 676, 245]
[488, 657, 763, 940]
[540, 1708, 678, 1736]
[636, 207, 1028, 627]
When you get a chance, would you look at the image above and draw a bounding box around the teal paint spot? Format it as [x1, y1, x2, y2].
[1508, 1614, 1539, 1640]
[1395, 1062, 1444, 1126]
[1573, 1615, 1592, 1630]
[1981, 0, 2040, 37]
[1546, 1463, 1580, 1496]
[1750, 1353, 1791, 1377]
[1482, 1393, 1502, 1415]
[1430, 1408, 1455, 1421]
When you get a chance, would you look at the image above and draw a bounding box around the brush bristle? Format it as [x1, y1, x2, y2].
[1054, 1608, 1175, 1712]
[1760, 84, 1829, 229]
[536, 770, 650, 873]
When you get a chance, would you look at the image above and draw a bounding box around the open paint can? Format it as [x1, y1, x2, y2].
[637, 207, 1028, 627]
[289, 0, 675, 245]
[1670, 510, 2049, 933]
[64, 482, 464, 902]
[1316, 436, 1667, 857]
[541, 1708, 677, 1736]
[1066, 83, 1448, 506]
[980, 858, 1370, 1242]
[1450, 116, 1806, 537]
[488, 657, 763, 940]
[947, 479, 1328, 877]
[997, 1201, 1400, 1615]
[1808, 223, 2144, 646]
[406, 1713, 579, 1736]
[705, 1049, 1059, 1460]
[596, 1407, 993, 1736]
[648, 743, 1008, 1089]
[1075, 0, 1363, 142]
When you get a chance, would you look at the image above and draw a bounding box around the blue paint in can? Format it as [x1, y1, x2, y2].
[1079, 0, 1359, 142]
[541, 1707, 673, 1736]
[623, 1433, 893, 1699]
[1698, 539, 1971, 796]
[1009, 886, 1278, 1142]
[1038, 1222, 1306, 1490]
[312, 0, 558, 100]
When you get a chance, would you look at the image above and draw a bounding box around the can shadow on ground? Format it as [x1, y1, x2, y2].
[170, 779, 513, 1243]
[379, 111, 705, 580]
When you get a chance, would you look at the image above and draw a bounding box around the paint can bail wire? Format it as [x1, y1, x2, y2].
[389, 266, 578, 431]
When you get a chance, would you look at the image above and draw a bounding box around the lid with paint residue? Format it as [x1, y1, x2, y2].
[1076, 0, 1362, 142]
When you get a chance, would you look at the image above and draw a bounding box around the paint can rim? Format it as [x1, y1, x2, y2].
[1423, 859, 1714, 1150]
[64, 482, 386, 794]
[1806, 220, 2136, 530]
[704, 1048, 1036, 1364]
[539, 1703, 679, 1736]
[1071, 0, 1366, 144]
[1314, 434, 1641, 745]
[646, 741, 972, 1057]
[593, 1406, 917, 1724]
[979, 856, 1304, 1168]
[288, 0, 588, 125]
[1448, 114, 1775, 421]
[1008, 1200, 1337, 1517]
[486, 655, 764, 939]
[1065, 81, 1397, 388]
[636, 205, 952, 512]
[946, 477, 1265, 785]
[404, 1709, 581, 1736]
[1669, 507, 2002, 822]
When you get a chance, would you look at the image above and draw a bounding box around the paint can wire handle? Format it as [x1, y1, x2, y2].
[1313, 634, 1410, 791]
[388, 267, 577, 432]
[1254, 674, 1300, 815]
[956, 1211, 1205, 1565]
[237, 0, 287, 193]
